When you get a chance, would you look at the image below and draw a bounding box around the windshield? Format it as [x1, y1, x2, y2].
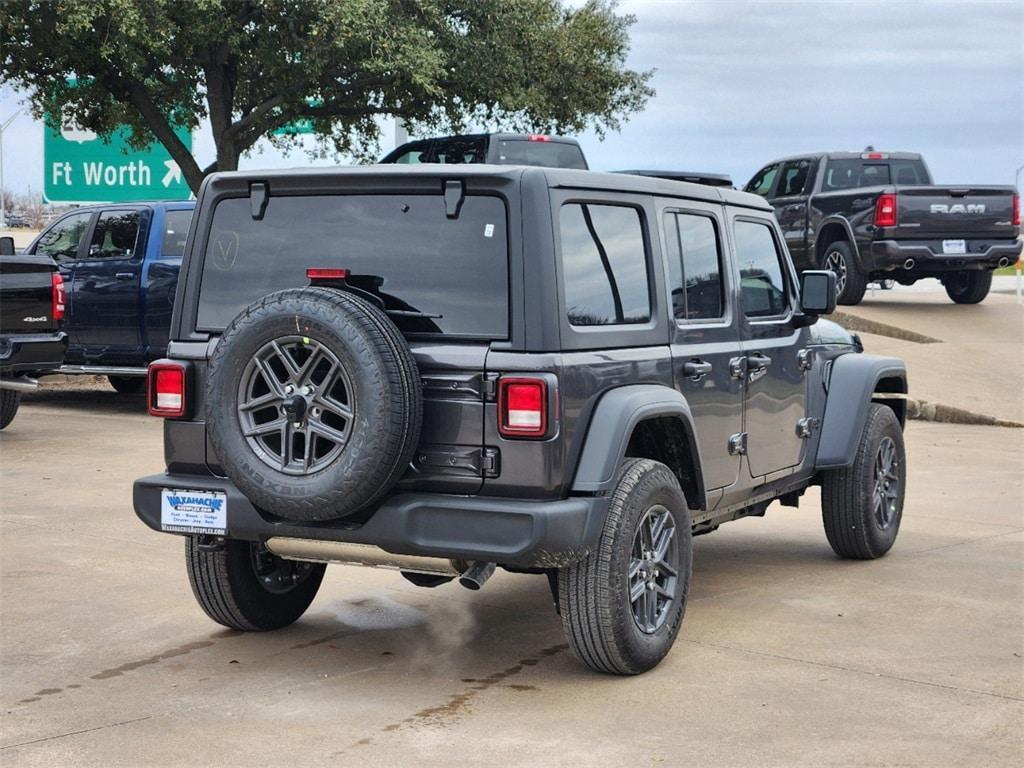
[197, 194, 509, 338]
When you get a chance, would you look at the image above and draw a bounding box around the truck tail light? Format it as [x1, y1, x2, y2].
[528, 134, 552, 142]
[874, 193, 898, 227]
[51, 272, 66, 322]
[148, 362, 187, 418]
[498, 377, 548, 438]
[1013, 193, 1020, 227]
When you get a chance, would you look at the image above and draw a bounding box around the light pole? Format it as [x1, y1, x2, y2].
[0, 109, 25, 231]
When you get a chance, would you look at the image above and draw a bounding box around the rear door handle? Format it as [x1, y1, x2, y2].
[683, 360, 713, 380]
[115, 272, 135, 280]
[746, 352, 772, 371]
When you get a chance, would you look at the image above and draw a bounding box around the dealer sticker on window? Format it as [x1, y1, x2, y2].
[161, 489, 227, 534]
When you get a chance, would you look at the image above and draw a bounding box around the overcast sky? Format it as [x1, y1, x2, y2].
[2, 0, 1021, 198]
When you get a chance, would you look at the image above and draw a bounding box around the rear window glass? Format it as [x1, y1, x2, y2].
[431, 137, 487, 164]
[162, 210, 192, 257]
[824, 159, 928, 189]
[497, 140, 588, 170]
[197, 194, 508, 337]
[560, 203, 650, 326]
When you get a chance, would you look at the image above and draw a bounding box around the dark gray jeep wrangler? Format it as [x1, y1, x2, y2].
[133, 165, 908, 675]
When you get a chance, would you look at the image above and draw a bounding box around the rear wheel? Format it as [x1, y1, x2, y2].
[943, 270, 992, 304]
[108, 375, 145, 394]
[559, 459, 692, 675]
[186, 537, 326, 631]
[0, 390, 20, 430]
[822, 241, 867, 305]
[821, 404, 906, 559]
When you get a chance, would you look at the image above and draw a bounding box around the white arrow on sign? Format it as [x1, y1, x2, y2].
[162, 159, 182, 188]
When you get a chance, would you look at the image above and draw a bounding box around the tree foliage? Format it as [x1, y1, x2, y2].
[2, 0, 653, 192]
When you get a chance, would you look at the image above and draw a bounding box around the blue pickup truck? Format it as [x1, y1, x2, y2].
[24, 201, 194, 392]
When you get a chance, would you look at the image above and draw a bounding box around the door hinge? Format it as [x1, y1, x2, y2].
[796, 417, 820, 438]
[798, 348, 814, 371]
[728, 432, 748, 456]
[481, 373, 498, 401]
[414, 445, 500, 478]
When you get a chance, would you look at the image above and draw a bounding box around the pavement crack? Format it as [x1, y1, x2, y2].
[1, 715, 153, 751]
[683, 639, 1023, 702]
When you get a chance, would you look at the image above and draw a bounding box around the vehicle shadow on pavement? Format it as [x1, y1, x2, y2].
[20, 386, 146, 416]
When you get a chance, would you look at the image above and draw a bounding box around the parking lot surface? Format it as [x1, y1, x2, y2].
[2, 288, 1022, 767]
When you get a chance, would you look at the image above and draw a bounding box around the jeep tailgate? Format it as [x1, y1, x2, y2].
[0, 255, 58, 335]
[893, 186, 1017, 239]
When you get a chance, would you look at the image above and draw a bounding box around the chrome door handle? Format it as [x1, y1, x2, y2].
[683, 360, 713, 380]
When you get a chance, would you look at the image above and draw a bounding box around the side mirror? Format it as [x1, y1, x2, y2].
[0, 236, 14, 256]
[799, 270, 836, 316]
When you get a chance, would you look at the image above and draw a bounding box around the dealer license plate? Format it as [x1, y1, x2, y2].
[942, 239, 966, 255]
[161, 489, 227, 534]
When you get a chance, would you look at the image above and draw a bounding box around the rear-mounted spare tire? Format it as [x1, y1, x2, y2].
[206, 287, 422, 522]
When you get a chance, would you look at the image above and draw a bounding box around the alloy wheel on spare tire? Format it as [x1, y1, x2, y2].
[206, 287, 422, 522]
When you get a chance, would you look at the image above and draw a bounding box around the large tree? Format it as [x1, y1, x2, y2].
[1, 0, 653, 193]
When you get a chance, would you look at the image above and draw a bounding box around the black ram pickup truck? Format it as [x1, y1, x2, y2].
[745, 151, 1021, 304]
[134, 165, 909, 675]
[0, 237, 68, 429]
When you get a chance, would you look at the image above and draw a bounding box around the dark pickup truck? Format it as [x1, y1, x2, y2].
[0, 238, 68, 429]
[745, 151, 1021, 304]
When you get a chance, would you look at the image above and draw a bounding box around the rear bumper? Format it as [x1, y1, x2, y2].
[133, 472, 609, 568]
[0, 332, 67, 375]
[869, 239, 1022, 273]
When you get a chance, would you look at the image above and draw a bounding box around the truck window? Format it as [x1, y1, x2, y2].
[560, 203, 650, 326]
[431, 136, 487, 164]
[89, 211, 141, 259]
[776, 159, 813, 197]
[31, 212, 91, 263]
[734, 220, 788, 318]
[497, 140, 588, 170]
[388, 140, 431, 164]
[823, 159, 929, 190]
[162, 210, 192, 258]
[745, 164, 779, 197]
[663, 212, 724, 321]
[197, 194, 508, 338]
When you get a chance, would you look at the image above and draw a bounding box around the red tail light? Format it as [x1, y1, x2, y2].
[528, 134, 552, 142]
[498, 377, 548, 438]
[51, 272, 66, 322]
[148, 362, 187, 418]
[1013, 193, 1020, 227]
[874, 193, 898, 227]
[306, 268, 349, 279]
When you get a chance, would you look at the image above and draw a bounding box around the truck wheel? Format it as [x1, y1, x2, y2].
[822, 242, 867, 305]
[108, 375, 145, 394]
[943, 270, 992, 304]
[0, 390, 20, 430]
[206, 287, 422, 522]
[559, 458, 692, 675]
[185, 537, 326, 631]
[821, 404, 906, 559]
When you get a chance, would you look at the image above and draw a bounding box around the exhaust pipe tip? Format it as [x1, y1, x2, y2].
[998, 257, 1010, 268]
[458, 561, 496, 591]
[903, 258, 915, 270]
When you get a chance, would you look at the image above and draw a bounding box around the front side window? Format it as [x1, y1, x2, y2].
[745, 164, 779, 197]
[664, 212, 724, 321]
[734, 220, 788, 318]
[560, 203, 650, 326]
[89, 211, 141, 259]
[32, 212, 91, 263]
[776, 159, 813, 197]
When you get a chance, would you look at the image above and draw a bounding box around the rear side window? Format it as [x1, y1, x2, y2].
[664, 212, 724, 321]
[89, 211, 141, 259]
[734, 220, 789, 318]
[431, 137, 487, 164]
[197, 194, 508, 338]
[162, 210, 192, 258]
[560, 203, 650, 326]
[32, 212, 91, 263]
[745, 164, 779, 197]
[497, 140, 588, 169]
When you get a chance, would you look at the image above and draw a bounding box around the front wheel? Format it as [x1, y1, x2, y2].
[0, 390, 20, 430]
[559, 458, 692, 675]
[943, 270, 992, 304]
[821, 404, 906, 559]
[186, 537, 326, 630]
[822, 241, 867, 305]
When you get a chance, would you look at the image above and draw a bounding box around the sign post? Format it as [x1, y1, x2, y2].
[43, 116, 192, 204]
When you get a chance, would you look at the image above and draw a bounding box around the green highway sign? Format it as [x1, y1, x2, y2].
[43, 115, 192, 203]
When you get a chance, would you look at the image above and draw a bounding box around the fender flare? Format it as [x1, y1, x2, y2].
[814, 216, 860, 263]
[816, 353, 907, 469]
[571, 384, 704, 495]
